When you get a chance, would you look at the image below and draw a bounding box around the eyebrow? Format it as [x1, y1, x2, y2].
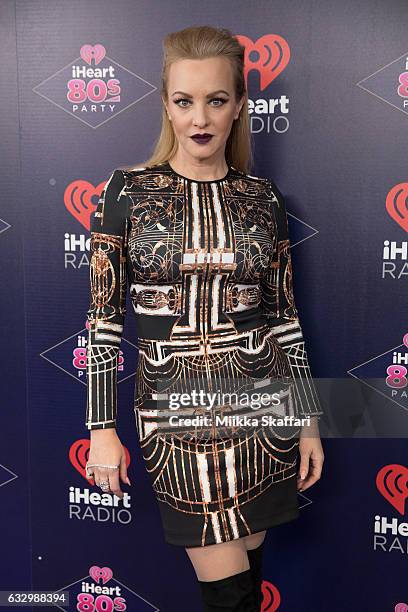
[171, 89, 230, 98]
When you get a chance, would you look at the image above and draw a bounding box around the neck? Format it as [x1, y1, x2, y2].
[168, 156, 229, 182]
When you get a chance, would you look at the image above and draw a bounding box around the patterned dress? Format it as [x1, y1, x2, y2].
[85, 161, 323, 547]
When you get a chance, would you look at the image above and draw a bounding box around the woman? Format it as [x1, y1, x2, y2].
[85, 25, 324, 612]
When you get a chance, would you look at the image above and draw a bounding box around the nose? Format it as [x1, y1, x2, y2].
[192, 103, 209, 127]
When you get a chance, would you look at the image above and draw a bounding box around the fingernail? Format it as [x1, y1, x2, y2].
[126, 477, 131, 485]
[300, 472, 306, 479]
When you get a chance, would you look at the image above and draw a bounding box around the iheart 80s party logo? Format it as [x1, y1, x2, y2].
[62, 563, 159, 610]
[33, 43, 156, 128]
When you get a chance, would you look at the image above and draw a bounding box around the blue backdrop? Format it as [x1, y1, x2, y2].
[0, 0, 407, 610]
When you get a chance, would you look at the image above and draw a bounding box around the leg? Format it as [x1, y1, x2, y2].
[243, 531, 267, 610]
[185, 539, 257, 611]
[186, 537, 249, 581]
[243, 530, 266, 551]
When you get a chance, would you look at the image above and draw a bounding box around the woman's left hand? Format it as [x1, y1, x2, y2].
[297, 418, 324, 492]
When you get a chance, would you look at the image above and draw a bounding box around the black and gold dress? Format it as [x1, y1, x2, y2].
[85, 161, 323, 547]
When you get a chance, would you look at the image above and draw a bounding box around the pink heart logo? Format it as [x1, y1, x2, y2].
[376, 464, 408, 515]
[64, 179, 105, 231]
[395, 604, 408, 612]
[235, 34, 290, 91]
[386, 183, 408, 232]
[80, 44, 106, 66]
[89, 566, 113, 584]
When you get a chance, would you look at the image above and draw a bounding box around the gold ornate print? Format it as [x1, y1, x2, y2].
[85, 163, 323, 546]
[89, 233, 123, 310]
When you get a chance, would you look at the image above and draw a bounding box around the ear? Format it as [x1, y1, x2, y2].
[238, 96, 245, 114]
[235, 95, 246, 119]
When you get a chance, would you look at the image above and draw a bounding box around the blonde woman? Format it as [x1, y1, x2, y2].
[85, 25, 324, 611]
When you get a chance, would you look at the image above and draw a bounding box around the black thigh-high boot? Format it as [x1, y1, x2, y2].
[247, 540, 265, 610]
[197, 567, 257, 611]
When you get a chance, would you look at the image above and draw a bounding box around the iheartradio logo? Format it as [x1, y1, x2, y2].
[376, 464, 408, 515]
[386, 183, 408, 232]
[89, 565, 113, 585]
[373, 464, 408, 554]
[234, 34, 292, 137]
[80, 44, 106, 66]
[64, 178, 106, 231]
[68, 440, 132, 523]
[235, 34, 290, 91]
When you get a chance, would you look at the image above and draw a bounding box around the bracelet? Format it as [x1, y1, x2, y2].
[86, 463, 120, 478]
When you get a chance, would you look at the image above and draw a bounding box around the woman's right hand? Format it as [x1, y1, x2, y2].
[86, 429, 130, 500]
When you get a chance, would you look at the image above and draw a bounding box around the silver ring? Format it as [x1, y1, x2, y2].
[85, 463, 120, 479]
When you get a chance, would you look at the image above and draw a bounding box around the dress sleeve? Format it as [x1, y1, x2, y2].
[85, 169, 130, 430]
[260, 179, 324, 418]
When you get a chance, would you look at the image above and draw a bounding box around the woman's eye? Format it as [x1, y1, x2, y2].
[210, 98, 227, 106]
[175, 99, 190, 107]
[174, 98, 227, 107]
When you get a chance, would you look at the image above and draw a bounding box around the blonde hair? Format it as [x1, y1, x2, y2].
[125, 25, 254, 174]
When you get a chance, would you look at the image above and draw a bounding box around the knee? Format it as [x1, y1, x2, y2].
[185, 539, 249, 582]
[243, 530, 266, 551]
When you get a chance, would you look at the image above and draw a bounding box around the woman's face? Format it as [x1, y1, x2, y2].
[164, 57, 245, 163]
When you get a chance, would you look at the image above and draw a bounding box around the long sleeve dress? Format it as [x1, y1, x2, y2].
[85, 161, 323, 547]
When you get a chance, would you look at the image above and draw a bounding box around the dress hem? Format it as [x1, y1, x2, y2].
[162, 505, 300, 548]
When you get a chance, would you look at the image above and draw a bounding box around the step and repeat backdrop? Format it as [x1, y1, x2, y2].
[0, 1, 406, 610]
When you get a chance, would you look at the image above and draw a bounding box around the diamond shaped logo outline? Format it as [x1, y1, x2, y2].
[50, 572, 160, 611]
[32, 53, 157, 129]
[288, 212, 320, 248]
[356, 50, 408, 117]
[39, 328, 138, 386]
[0, 218, 12, 235]
[347, 339, 408, 413]
[0, 464, 18, 489]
